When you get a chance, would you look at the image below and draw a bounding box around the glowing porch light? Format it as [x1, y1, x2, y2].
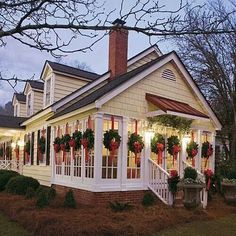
[11, 142, 16, 148]
[17, 140, 24, 147]
[182, 134, 191, 145]
[145, 130, 155, 140]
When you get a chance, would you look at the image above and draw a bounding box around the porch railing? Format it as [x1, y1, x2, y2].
[0, 160, 23, 174]
[182, 160, 208, 208]
[148, 158, 173, 205]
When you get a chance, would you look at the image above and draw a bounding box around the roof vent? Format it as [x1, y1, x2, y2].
[162, 69, 176, 81]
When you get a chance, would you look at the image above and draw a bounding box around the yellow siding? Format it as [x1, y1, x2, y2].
[100, 61, 215, 130]
[53, 74, 88, 102]
[23, 165, 51, 186]
[19, 103, 26, 117]
[33, 91, 43, 114]
[128, 51, 158, 72]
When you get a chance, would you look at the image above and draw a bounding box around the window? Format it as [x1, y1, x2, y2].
[162, 69, 176, 81]
[27, 93, 32, 116]
[14, 104, 18, 117]
[45, 78, 51, 106]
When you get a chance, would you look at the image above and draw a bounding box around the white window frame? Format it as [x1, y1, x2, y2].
[44, 77, 52, 107]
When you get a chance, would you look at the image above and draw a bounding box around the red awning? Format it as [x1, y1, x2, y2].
[146, 93, 209, 119]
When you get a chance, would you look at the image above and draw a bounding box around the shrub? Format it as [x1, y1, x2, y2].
[36, 191, 49, 208]
[109, 201, 133, 212]
[0, 170, 19, 191]
[168, 170, 180, 194]
[36, 186, 56, 201]
[142, 192, 155, 207]
[184, 167, 197, 180]
[63, 190, 76, 209]
[6, 175, 40, 195]
[25, 187, 35, 199]
[48, 187, 56, 200]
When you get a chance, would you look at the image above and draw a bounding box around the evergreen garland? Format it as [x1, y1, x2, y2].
[127, 133, 144, 153]
[151, 133, 165, 154]
[167, 135, 180, 155]
[72, 130, 82, 150]
[103, 129, 121, 151]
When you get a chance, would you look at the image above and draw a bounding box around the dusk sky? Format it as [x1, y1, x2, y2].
[0, 0, 203, 105]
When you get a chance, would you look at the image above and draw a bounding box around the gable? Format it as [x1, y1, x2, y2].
[98, 55, 221, 130]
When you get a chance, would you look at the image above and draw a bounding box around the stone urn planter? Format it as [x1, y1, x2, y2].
[222, 181, 236, 205]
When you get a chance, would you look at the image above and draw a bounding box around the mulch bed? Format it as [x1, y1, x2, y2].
[0, 193, 235, 236]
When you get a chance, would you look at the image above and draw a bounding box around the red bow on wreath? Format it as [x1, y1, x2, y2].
[109, 139, 119, 160]
[60, 143, 66, 162]
[134, 141, 142, 164]
[69, 139, 76, 159]
[191, 149, 198, 166]
[81, 138, 89, 162]
[157, 143, 164, 165]
[173, 145, 181, 165]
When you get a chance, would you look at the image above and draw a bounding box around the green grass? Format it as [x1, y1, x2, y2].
[155, 214, 236, 236]
[0, 212, 31, 236]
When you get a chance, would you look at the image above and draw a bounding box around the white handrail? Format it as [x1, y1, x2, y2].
[148, 158, 173, 206]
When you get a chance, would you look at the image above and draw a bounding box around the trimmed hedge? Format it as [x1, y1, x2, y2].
[0, 170, 19, 191]
[6, 175, 40, 195]
[36, 186, 56, 201]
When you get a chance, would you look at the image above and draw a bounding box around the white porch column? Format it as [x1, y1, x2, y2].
[144, 128, 151, 188]
[210, 132, 216, 171]
[180, 136, 187, 178]
[196, 130, 202, 172]
[94, 113, 103, 185]
[121, 117, 128, 190]
[51, 126, 55, 181]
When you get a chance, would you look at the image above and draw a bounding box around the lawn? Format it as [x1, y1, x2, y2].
[156, 214, 236, 236]
[0, 212, 31, 236]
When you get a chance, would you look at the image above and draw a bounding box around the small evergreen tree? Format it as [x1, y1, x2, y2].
[63, 189, 76, 209]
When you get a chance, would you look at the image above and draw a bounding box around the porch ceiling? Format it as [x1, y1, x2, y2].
[146, 93, 209, 120]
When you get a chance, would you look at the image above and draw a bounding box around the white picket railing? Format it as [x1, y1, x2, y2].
[182, 160, 208, 208]
[148, 158, 173, 205]
[0, 160, 23, 174]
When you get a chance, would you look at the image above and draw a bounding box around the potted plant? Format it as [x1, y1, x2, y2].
[178, 167, 205, 208]
[221, 169, 236, 205]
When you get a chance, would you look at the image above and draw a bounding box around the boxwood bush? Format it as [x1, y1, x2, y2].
[184, 167, 198, 180]
[6, 175, 40, 195]
[0, 170, 19, 191]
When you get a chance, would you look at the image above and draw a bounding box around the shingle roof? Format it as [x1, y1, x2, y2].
[47, 61, 100, 81]
[15, 93, 26, 103]
[48, 53, 172, 120]
[27, 80, 44, 90]
[0, 115, 26, 129]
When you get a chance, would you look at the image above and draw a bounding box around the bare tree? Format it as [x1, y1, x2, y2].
[174, 0, 236, 163]
[0, 0, 235, 87]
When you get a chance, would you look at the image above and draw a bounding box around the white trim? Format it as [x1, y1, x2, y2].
[167, 111, 209, 121]
[127, 45, 162, 66]
[52, 72, 110, 111]
[146, 110, 166, 117]
[95, 52, 221, 130]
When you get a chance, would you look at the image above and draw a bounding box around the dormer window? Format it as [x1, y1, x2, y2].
[45, 77, 51, 106]
[27, 93, 32, 116]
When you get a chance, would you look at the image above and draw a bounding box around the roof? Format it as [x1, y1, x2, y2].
[48, 53, 171, 120]
[46, 61, 100, 81]
[14, 93, 26, 103]
[0, 115, 26, 129]
[27, 80, 44, 91]
[146, 93, 209, 119]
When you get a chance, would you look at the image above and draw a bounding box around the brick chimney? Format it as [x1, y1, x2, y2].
[109, 19, 128, 78]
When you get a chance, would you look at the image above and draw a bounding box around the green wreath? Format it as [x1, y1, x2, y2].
[53, 137, 61, 153]
[127, 133, 144, 153]
[61, 134, 71, 152]
[38, 136, 46, 154]
[72, 130, 82, 150]
[103, 129, 121, 151]
[186, 141, 198, 158]
[82, 128, 94, 150]
[202, 141, 213, 158]
[151, 133, 165, 154]
[25, 140, 31, 155]
[167, 135, 180, 155]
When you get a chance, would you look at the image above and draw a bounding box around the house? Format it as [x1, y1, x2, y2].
[0, 19, 221, 206]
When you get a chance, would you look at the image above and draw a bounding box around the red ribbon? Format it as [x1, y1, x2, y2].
[53, 144, 60, 165]
[15, 147, 19, 160]
[191, 149, 198, 167]
[134, 141, 142, 164]
[81, 138, 89, 162]
[205, 144, 213, 168]
[172, 145, 181, 166]
[204, 169, 213, 191]
[109, 139, 119, 160]
[69, 139, 76, 159]
[157, 143, 164, 165]
[60, 143, 66, 162]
